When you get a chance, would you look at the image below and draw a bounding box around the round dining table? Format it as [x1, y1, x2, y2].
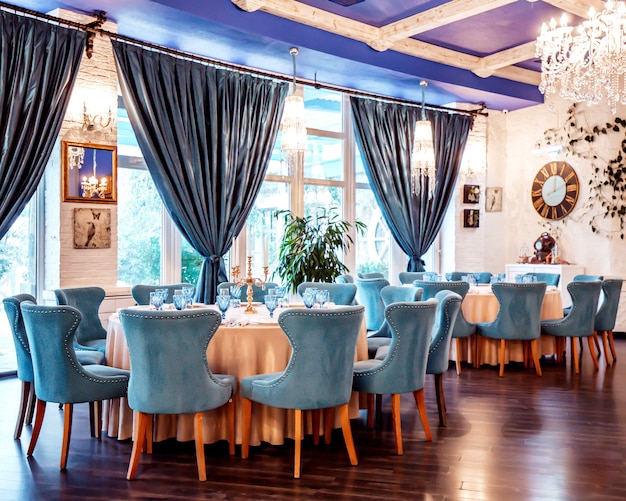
[455, 284, 563, 366]
[103, 303, 368, 446]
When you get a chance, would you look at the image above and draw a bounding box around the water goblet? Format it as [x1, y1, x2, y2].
[274, 286, 286, 308]
[216, 294, 231, 320]
[182, 286, 195, 308]
[150, 291, 163, 311]
[302, 290, 316, 308]
[156, 288, 169, 304]
[230, 285, 243, 300]
[265, 294, 278, 318]
[316, 289, 330, 308]
[173, 294, 186, 310]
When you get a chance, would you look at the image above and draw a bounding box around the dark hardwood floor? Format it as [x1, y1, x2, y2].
[2, 341, 626, 501]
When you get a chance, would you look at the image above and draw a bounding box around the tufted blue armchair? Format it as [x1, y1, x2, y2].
[354, 300, 437, 454]
[357, 272, 385, 279]
[240, 305, 364, 478]
[446, 271, 492, 284]
[522, 273, 560, 286]
[3, 294, 105, 440]
[119, 308, 236, 481]
[335, 274, 354, 284]
[297, 282, 357, 305]
[54, 287, 107, 356]
[366, 285, 423, 357]
[541, 281, 602, 374]
[355, 277, 390, 331]
[131, 282, 194, 305]
[20, 303, 129, 470]
[594, 278, 623, 365]
[217, 281, 278, 303]
[418, 280, 476, 375]
[398, 271, 425, 284]
[573, 274, 604, 282]
[476, 282, 547, 377]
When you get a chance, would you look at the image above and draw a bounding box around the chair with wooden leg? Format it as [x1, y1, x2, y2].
[119, 308, 237, 481]
[475, 282, 547, 378]
[593, 278, 623, 365]
[353, 300, 438, 455]
[20, 303, 129, 470]
[541, 281, 602, 374]
[240, 305, 364, 478]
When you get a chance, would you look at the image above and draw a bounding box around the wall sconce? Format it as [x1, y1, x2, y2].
[83, 102, 113, 132]
[461, 142, 486, 177]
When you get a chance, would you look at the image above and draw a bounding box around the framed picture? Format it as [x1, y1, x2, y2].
[463, 209, 480, 228]
[485, 186, 503, 212]
[463, 184, 480, 204]
[74, 208, 111, 249]
[62, 141, 117, 203]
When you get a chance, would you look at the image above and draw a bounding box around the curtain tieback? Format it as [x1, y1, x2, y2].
[210, 255, 221, 264]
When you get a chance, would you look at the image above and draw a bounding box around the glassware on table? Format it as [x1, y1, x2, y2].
[264, 294, 279, 318]
[302, 290, 316, 308]
[230, 285, 242, 300]
[467, 275, 476, 286]
[156, 288, 169, 303]
[173, 294, 186, 310]
[274, 286, 287, 308]
[150, 291, 164, 310]
[316, 289, 330, 308]
[216, 294, 231, 320]
[182, 286, 195, 308]
[219, 288, 230, 296]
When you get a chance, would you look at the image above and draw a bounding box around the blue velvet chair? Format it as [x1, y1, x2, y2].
[131, 282, 194, 305]
[418, 280, 476, 375]
[241, 305, 364, 478]
[357, 272, 385, 279]
[353, 300, 437, 454]
[367, 285, 422, 357]
[54, 286, 107, 355]
[3, 294, 104, 440]
[335, 274, 354, 284]
[119, 308, 236, 481]
[475, 282, 547, 377]
[541, 281, 602, 374]
[355, 277, 390, 331]
[573, 274, 604, 282]
[522, 273, 560, 286]
[20, 303, 129, 470]
[398, 271, 425, 284]
[297, 282, 357, 305]
[594, 278, 623, 365]
[446, 271, 492, 284]
[217, 281, 278, 303]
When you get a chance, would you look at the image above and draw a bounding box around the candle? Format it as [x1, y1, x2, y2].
[263, 236, 269, 267]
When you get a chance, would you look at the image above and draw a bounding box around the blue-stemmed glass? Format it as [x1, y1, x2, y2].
[230, 285, 243, 300]
[173, 294, 186, 310]
[156, 288, 169, 304]
[265, 294, 278, 318]
[316, 289, 330, 308]
[150, 291, 164, 311]
[216, 294, 231, 320]
[182, 286, 195, 308]
[302, 290, 316, 308]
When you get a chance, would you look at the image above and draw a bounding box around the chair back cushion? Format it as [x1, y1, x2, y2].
[573, 274, 603, 282]
[132, 283, 194, 305]
[21, 303, 128, 404]
[54, 287, 107, 346]
[353, 300, 437, 395]
[3, 294, 36, 382]
[478, 282, 546, 341]
[240, 306, 364, 410]
[398, 271, 425, 284]
[595, 279, 623, 331]
[335, 274, 354, 284]
[357, 272, 385, 279]
[426, 291, 462, 374]
[418, 281, 475, 339]
[297, 282, 357, 305]
[119, 308, 234, 414]
[355, 277, 390, 330]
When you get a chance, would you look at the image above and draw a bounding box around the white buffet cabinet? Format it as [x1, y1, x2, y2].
[505, 263, 584, 308]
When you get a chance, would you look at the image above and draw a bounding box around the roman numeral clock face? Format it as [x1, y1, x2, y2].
[531, 161, 579, 220]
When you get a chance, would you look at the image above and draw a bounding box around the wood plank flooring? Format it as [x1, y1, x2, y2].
[1, 340, 626, 500]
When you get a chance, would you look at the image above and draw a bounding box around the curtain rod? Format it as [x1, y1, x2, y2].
[0, 1, 483, 117]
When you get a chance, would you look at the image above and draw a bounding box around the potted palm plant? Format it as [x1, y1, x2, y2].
[275, 208, 366, 293]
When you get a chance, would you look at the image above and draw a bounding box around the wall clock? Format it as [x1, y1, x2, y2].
[531, 161, 579, 220]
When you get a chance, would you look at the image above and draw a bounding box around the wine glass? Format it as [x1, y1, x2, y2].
[150, 291, 164, 311]
[316, 289, 330, 308]
[230, 285, 243, 300]
[182, 286, 195, 308]
[173, 294, 186, 310]
[265, 295, 278, 318]
[302, 290, 316, 308]
[216, 294, 231, 320]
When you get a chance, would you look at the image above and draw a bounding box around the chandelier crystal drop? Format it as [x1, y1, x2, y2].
[411, 81, 436, 196]
[536, 1, 626, 113]
[280, 47, 307, 168]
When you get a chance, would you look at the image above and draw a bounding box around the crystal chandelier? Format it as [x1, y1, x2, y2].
[536, 1, 626, 113]
[81, 148, 107, 198]
[411, 81, 436, 196]
[280, 47, 307, 169]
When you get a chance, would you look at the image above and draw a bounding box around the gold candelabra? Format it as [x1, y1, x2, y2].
[232, 256, 269, 314]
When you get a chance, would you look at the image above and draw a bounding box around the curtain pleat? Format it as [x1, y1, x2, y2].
[0, 11, 86, 239]
[350, 96, 473, 271]
[112, 41, 287, 303]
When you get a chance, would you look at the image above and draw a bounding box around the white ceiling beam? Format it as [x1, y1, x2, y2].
[540, 0, 605, 19]
[473, 41, 537, 78]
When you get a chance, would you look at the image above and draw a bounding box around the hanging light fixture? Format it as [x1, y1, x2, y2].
[280, 47, 307, 169]
[411, 80, 436, 196]
[536, 1, 626, 113]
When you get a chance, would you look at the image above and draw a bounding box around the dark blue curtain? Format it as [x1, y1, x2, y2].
[0, 11, 86, 239]
[350, 97, 473, 271]
[112, 41, 287, 303]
